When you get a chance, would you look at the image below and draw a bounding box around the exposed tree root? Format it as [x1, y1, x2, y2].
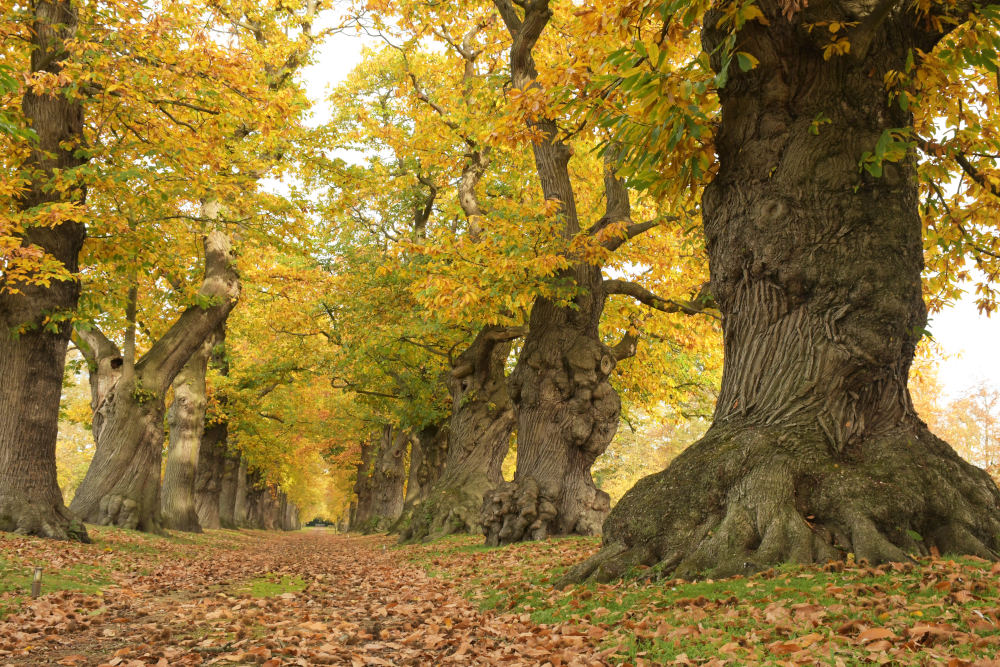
[559, 419, 1000, 585]
[89, 493, 164, 534]
[0, 492, 90, 542]
[482, 475, 608, 546]
[397, 472, 495, 542]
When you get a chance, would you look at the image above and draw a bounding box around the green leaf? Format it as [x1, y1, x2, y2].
[735, 52, 759, 72]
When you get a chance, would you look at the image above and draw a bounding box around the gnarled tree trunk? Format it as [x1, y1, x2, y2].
[161, 332, 218, 532]
[400, 326, 517, 542]
[564, 0, 1000, 583]
[482, 274, 618, 545]
[367, 426, 409, 531]
[404, 422, 448, 504]
[392, 419, 448, 535]
[0, 0, 88, 542]
[70, 231, 240, 532]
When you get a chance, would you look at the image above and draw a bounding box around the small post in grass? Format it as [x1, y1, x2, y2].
[30, 567, 42, 598]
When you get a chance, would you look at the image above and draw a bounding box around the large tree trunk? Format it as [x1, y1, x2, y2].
[161, 333, 217, 532]
[400, 327, 517, 542]
[193, 422, 226, 529]
[482, 271, 619, 545]
[70, 231, 240, 532]
[564, 2, 1000, 583]
[0, 0, 89, 542]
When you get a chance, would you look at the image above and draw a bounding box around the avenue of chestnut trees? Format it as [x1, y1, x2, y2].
[2, 0, 999, 580]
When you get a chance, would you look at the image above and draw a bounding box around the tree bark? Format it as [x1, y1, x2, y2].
[0, 0, 89, 542]
[69, 231, 240, 532]
[367, 426, 409, 531]
[217, 454, 240, 529]
[482, 273, 618, 545]
[193, 422, 226, 529]
[563, 0, 1000, 583]
[400, 327, 517, 541]
[161, 332, 218, 532]
[232, 457, 249, 527]
[349, 438, 377, 530]
[392, 419, 448, 535]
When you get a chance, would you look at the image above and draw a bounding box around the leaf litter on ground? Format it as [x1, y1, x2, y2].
[1, 527, 999, 665]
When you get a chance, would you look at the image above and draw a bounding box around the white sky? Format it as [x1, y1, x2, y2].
[305, 31, 999, 400]
[929, 295, 1000, 399]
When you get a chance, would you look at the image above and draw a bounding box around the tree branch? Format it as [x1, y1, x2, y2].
[850, 0, 899, 61]
[605, 279, 718, 319]
[136, 230, 241, 392]
[611, 328, 639, 361]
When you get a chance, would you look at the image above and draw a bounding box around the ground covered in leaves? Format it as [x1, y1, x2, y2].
[0, 529, 998, 665]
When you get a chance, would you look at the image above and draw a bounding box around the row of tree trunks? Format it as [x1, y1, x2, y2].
[69, 230, 239, 532]
[399, 326, 516, 542]
[0, 0, 89, 541]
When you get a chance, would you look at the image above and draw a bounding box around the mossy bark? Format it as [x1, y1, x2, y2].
[562, 1, 1000, 584]
[400, 326, 516, 542]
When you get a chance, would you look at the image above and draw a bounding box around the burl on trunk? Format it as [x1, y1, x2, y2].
[565, 0, 1000, 583]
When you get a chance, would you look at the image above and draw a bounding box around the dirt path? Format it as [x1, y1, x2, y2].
[1, 531, 608, 666]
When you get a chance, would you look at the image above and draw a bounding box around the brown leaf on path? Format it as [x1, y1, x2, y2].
[857, 627, 897, 643]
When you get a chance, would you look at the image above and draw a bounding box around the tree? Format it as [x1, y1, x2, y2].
[324, 3, 718, 542]
[69, 230, 239, 531]
[940, 382, 1000, 480]
[565, 0, 1000, 582]
[400, 326, 520, 541]
[480, 0, 714, 544]
[161, 329, 220, 532]
[0, 0, 89, 541]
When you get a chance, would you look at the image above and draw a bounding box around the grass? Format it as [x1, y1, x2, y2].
[401, 535, 1000, 665]
[0, 552, 112, 617]
[0, 524, 259, 619]
[235, 573, 308, 598]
